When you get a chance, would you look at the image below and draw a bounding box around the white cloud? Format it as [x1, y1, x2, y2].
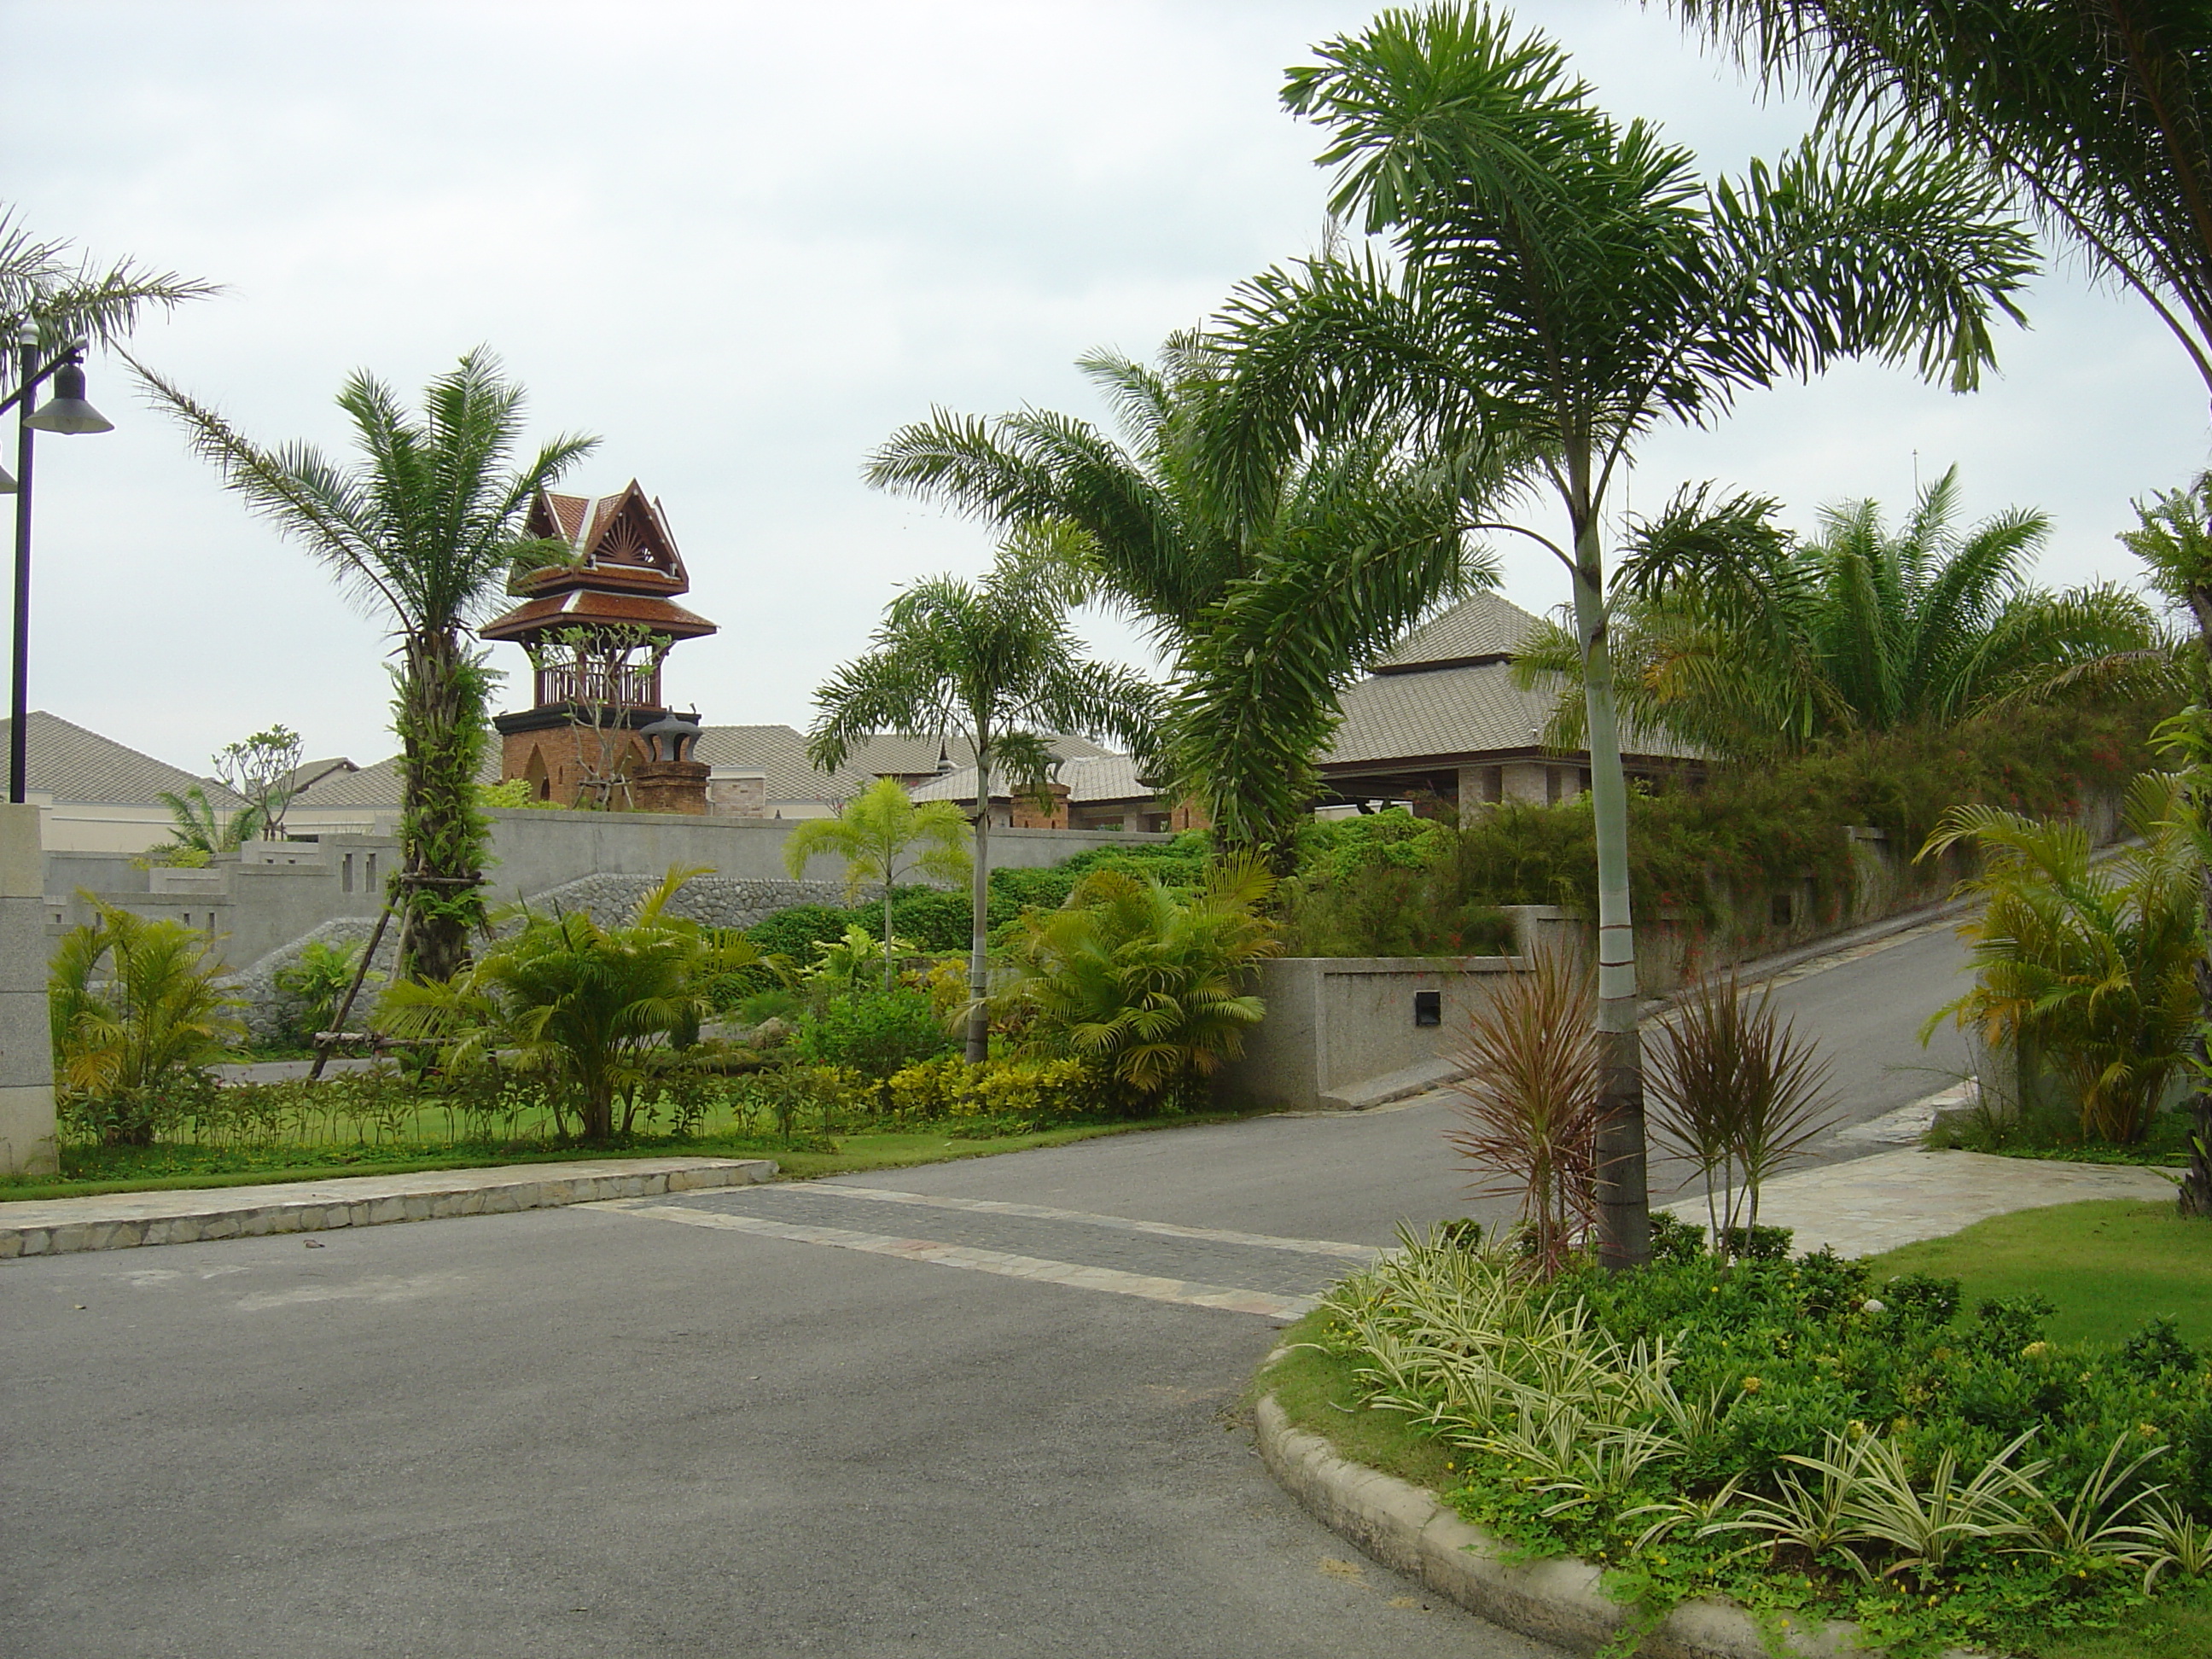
[6, 0, 2206, 773]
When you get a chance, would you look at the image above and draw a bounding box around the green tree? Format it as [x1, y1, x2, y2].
[1669, 0, 2212, 399]
[212, 724, 305, 841]
[148, 783, 249, 863]
[1208, 3, 2035, 1267]
[1923, 772, 2203, 1146]
[781, 776, 971, 989]
[996, 858, 1283, 1108]
[139, 351, 594, 982]
[49, 896, 243, 1145]
[866, 332, 1492, 862]
[1519, 469, 2162, 755]
[379, 866, 761, 1142]
[808, 529, 1161, 1061]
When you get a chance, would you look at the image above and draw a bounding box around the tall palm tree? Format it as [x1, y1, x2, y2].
[866, 333, 1494, 863]
[1668, 1, 2212, 401]
[1518, 469, 2163, 754]
[1210, 3, 2035, 1267]
[808, 529, 1161, 1060]
[139, 351, 595, 981]
[0, 207, 216, 387]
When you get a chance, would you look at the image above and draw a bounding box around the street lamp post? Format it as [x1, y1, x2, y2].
[1, 324, 114, 804]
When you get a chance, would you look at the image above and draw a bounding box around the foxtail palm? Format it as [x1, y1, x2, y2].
[808, 529, 1161, 1060]
[782, 776, 972, 989]
[866, 333, 1494, 861]
[1212, 3, 2034, 1266]
[1518, 469, 2162, 754]
[139, 351, 595, 982]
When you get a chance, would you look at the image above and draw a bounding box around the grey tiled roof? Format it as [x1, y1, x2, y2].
[0, 712, 243, 806]
[1324, 660, 1698, 770]
[1372, 592, 1543, 672]
[696, 725, 1112, 805]
[288, 748, 500, 809]
[912, 752, 1152, 806]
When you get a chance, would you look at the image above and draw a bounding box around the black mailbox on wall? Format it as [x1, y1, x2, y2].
[1413, 990, 1441, 1027]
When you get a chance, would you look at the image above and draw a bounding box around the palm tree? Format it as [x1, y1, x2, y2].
[1517, 469, 2163, 755]
[137, 350, 595, 982]
[0, 207, 216, 387]
[380, 866, 757, 1142]
[1668, 1, 2212, 401]
[997, 857, 1283, 1108]
[866, 333, 1493, 862]
[809, 529, 1161, 1061]
[1923, 772, 2203, 1146]
[782, 776, 972, 989]
[1209, 3, 2035, 1268]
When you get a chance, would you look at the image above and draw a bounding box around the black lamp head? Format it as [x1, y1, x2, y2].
[26, 358, 114, 435]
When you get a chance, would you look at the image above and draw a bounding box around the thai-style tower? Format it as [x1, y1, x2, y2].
[481, 481, 718, 812]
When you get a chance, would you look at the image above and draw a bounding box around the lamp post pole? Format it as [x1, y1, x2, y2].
[9, 325, 36, 805]
[3, 328, 114, 804]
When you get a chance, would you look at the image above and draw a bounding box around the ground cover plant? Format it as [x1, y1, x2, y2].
[1281, 1223, 2212, 1656]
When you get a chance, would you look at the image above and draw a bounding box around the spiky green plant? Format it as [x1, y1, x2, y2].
[782, 777, 970, 990]
[49, 895, 244, 1145]
[995, 856, 1281, 1107]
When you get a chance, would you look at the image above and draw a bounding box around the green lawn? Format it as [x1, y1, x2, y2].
[0, 1114, 1253, 1205]
[1860, 1197, 2212, 1348]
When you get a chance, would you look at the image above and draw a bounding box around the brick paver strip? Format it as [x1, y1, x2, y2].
[0, 1157, 776, 1259]
[662, 1183, 1362, 1297]
[802, 1183, 1384, 1259]
[594, 1198, 1322, 1319]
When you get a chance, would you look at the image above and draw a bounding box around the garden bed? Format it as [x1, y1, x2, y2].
[1259, 1208, 2212, 1658]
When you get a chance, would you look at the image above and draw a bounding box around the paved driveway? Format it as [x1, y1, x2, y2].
[0, 917, 1979, 1657]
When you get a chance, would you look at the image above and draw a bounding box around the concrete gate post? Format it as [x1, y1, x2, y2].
[0, 801, 58, 1176]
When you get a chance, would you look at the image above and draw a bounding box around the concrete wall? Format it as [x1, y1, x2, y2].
[41, 811, 1175, 980]
[1213, 955, 1528, 1114]
[1, 803, 57, 1175]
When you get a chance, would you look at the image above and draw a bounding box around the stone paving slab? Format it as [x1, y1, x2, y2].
[1663, 1147, 2177, 1258]
[0, 1156, 776, 1259]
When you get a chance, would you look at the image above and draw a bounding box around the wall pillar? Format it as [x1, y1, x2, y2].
[1499, 761, 1548, 805]
[0, 801, 58, 1176]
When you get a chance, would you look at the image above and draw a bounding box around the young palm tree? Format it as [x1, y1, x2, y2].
[1923, 772, 2203, 1146]
[809, 529, 1161, 1060]
[997, 858, 1282, 1108]
[782, 776, 972, 989]
[380, 866, 755, 1141]
[138, 351, 595, 982]
[866, 333, 1493, 862]
[1669, 1, 2212, 399]
[1210, 3, 2034, 1267]
[1517, 469, 2163, 755]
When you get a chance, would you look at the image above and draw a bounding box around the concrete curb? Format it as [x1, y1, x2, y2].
[1254, 1391, 1974, 1659]
[0, 1155, 776, 1259]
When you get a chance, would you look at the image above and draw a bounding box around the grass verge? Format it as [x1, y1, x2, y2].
[0, 1111, 1260, 1205]
[1860, 1197, 2211, 1348]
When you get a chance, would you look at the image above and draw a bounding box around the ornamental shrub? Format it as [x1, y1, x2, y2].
[794, 987, 954, 1080]
[883, 1055, 1110, 1126]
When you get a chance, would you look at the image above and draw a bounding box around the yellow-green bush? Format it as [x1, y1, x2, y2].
[885, 1056, 1105, 1126]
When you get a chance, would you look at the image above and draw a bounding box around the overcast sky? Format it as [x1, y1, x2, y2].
[8, 0, 2209, 777]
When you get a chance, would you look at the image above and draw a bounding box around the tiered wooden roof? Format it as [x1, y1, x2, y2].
[480, 480, 718, 643]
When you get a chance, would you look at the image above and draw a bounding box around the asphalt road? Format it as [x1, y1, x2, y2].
[0, 920, 1976, 1659]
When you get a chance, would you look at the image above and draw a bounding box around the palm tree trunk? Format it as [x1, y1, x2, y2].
[1571, 475, 1652, 1272]
[394, 632, 491, 984]
[967, 737, 992, 1063]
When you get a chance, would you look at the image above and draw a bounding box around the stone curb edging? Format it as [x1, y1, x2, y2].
[1254, 1391, 1976, 1659]
[0, 1156, 777, 1259]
